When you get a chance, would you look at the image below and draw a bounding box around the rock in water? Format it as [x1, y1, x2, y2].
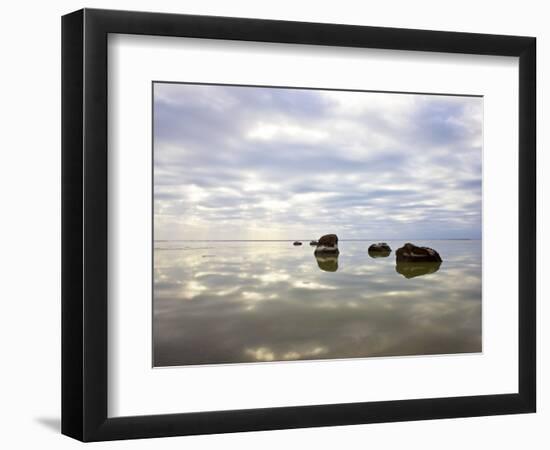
[314, 234, 339, 255]
[293, 241, 303, 246]
[309, 240, 318, 246]
[395, 243, 442, 263]
[396, 261, 441, 279]
[315, 255, 339, 272]
[369, 242, 391, 252]
[368, 242, 392, 257]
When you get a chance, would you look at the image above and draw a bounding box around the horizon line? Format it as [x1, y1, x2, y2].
[154, 238, 480, 242]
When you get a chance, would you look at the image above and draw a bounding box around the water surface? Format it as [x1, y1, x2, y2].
[153, 240, 481, 366]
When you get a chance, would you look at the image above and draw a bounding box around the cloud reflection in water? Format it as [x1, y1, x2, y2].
[153, 240, 481, 366]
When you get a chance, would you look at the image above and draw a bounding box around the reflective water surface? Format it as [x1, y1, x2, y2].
[153, 240, 481, 366]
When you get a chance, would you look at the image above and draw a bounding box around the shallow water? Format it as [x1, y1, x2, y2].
[153, 240, 481, 367]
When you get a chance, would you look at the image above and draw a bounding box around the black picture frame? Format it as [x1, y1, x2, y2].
[62, 8, 536, 442]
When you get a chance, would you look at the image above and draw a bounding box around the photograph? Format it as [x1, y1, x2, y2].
[152, 82, 483, 367]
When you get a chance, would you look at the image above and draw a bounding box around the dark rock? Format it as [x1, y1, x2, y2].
[396, 261, 441, 279]
[369, 249, 391, 258]
[318, 234, 338, 246]
[314, 234, 339, 255]
[309, 240, 318, 246]
[395, 243, 442, 263]
[368, 242, 392, 258]
[315, 255, 339, 272]
[293, 241, 302, 246]
[369, 242, 391, 252]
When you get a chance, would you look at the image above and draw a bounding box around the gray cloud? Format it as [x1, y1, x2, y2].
[154, 83, 482, 240]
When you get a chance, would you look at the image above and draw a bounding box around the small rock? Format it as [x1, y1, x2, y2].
[368, 242, 392, 257]
[309, 240, 318, 246]
[293, 241, 303, 246]
[395, 243, 442, 263]
[314, 234, 339, 255]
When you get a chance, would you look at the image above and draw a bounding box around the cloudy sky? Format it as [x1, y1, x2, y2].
[153, 83, 482, 241]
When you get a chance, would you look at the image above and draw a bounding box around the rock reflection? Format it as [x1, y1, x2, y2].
[368, 249, 391, 258]
[315, 254, 339, 272]
[395, 261, 442, 279]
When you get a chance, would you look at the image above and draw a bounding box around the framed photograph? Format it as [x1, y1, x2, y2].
[62, 8, 536, 441]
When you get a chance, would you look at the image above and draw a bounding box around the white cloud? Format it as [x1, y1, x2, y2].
[154, 83, 482, 240]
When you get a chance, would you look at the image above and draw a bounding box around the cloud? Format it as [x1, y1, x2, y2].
[154, 83, 482, 240]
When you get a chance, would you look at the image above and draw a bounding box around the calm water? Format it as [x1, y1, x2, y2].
[153, 240, 481, 367]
